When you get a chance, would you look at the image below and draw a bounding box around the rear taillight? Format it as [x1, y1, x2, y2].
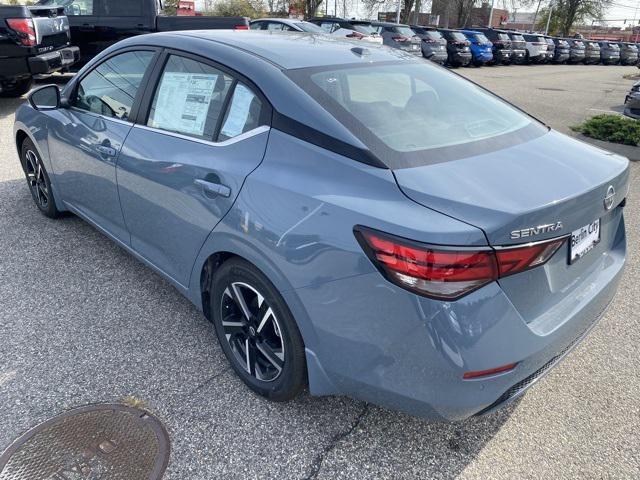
[234, 25, 249, 30]
[494, 239, 565, 277]
[6, 18, 36, 46]
[355, 227, 565, 300]
[392, 35, 409, 42]
[346, 31, 365, 39]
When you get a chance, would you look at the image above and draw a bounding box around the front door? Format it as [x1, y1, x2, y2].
[116, 53, 271, 286]
[48, 49, 157, 243]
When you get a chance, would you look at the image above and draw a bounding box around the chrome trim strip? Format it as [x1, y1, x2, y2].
[132, 124, 270, 146]
[69, 107, 134, 127]
[493, 234, 571, 250]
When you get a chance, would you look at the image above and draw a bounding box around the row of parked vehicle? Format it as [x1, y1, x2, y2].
[253, 16, 639, 69]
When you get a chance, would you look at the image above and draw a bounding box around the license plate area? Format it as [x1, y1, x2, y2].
[569, 219, 600, 264]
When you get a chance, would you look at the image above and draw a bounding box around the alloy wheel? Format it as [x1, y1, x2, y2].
[24, 150, 49, 209]
[220, 282, 285, 382]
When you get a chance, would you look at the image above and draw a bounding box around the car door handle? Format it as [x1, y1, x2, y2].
[96, 145, 117, 157]
[194, 179, 231, 198]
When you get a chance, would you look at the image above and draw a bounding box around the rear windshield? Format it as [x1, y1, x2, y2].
[425, 31, 443, 40]
[352, 24, 377, 34]
[474, 33, 490, 43]
[394, 26, 416, 37]
[571, 40, 584, 47]
[497, 33, 510, 41]
[510, 34, 525, 41]
[295, 22, 324, 32]
[447, 32, 468, 42]
[287, 61, 543, 168]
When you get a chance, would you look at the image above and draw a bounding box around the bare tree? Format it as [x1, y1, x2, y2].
[521, 0, 611, 36]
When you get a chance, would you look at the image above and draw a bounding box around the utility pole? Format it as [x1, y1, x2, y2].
[531, 0, 542, 32]
[544, 0, 554, 34]
[487, 0, 495, 28]
[396, 0, 401, 23]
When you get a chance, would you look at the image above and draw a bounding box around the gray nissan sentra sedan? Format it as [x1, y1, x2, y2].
[14, 31, 629, 421]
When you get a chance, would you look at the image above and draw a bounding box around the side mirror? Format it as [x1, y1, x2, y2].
[28, 85, 63, 111]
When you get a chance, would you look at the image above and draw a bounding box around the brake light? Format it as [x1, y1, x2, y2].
[495, 239, 565, 277]
[6, 18, 36, 46]
[346, 31, 365, 39]
[234, 25, 249, 30]
[355, 227, 565, 300]
[392, 35, 409, 42]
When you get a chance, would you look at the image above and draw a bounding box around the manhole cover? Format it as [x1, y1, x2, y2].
[0, 404, 169, 480]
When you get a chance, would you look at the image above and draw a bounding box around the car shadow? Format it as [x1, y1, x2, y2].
[0, 176, 518, 479]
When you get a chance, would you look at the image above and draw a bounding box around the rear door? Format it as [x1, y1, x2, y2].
[116, 51, 271, 286]
[48, 47, 158, 243]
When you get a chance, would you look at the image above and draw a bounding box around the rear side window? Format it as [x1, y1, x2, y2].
[73, 50, 154, 120]
[102, 0, 142, 16]
[148, 55, 233, 140]
[266, 22, 286, 31]
[218, 83, 263, 141]
[319, 22, 337, 33]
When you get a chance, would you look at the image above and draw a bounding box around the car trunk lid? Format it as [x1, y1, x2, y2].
[28, 6, 70, 48]
[393, 130, 629, 248]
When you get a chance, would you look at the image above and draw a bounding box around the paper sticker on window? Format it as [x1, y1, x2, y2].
[220, 84, 256, 139]
[150, 72, 219, 137]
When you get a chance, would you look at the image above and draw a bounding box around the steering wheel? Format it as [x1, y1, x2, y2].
[84, 95, 116, 118]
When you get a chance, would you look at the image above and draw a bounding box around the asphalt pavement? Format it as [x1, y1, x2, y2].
[0, 66, 638, 479]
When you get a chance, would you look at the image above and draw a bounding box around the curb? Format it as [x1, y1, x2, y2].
[574, 133, 640, 161]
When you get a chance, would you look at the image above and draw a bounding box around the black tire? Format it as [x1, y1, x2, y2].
[210, 258, 306, 401]
[20, 138, 62, 219]
[1, 78, 33, 98]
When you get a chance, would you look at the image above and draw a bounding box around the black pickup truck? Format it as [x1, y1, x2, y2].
[0, 5, 79, 96]
[34, 0, 250, 64]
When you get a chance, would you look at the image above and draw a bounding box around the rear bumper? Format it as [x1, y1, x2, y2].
[553, 52, 570, 62]
[293, 209, 626, 421]
[493, 49, 512, 62]
[28, 46, 80, 75]
[511, 49, 526, 63]
[449, 52, 472, 65]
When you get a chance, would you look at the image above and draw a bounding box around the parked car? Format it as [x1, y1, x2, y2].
[507, 31, 527, 64]
[410, 25, 447, 64]
[565, 38, 586, 63]
[473, 27, 513, 64]
[309, 17, 383, 43]
[543, 36, 556, 62]
[619, 42, 638, 65]
[460, 29, 493, 66]
[0, 4, 79, 97]
[370, 21, 421, 54]
[437, 28, 472, 67]
[34, 0, 249, 64]
[624, 81, 640, 118]
[522, 33, 548, 64]
[15, 31, 629, 421]
[551, 37, 570, 63]
[598, 41, 619, 65]
[582, 40, 601, 64]
[250, 18, 323, 33]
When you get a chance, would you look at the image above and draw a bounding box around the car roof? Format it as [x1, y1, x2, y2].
[371, 21, 409, 26]
[252, 18, 300, 24]
[141, 30, 415, 69]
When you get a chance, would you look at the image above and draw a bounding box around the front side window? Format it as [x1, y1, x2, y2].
[288, 61, 542, 167]
[266, 22, 285, 31]
[148, 55, 233, 140]
[74, 50, 154, 120]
